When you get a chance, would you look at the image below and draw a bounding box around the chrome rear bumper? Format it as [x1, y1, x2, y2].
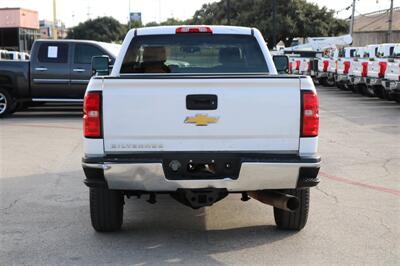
[82, 154, 321, 191]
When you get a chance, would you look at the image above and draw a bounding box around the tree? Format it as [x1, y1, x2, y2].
[67, 17, 127, 43]
[191, 0, 349, 48]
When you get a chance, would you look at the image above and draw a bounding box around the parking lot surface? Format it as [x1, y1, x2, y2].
[1, 87, 399, 265]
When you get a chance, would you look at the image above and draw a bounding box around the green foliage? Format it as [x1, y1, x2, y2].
[67, 17, 127, 42]
[191, 0, 349, 48]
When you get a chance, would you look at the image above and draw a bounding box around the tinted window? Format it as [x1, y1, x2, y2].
[120, 34, 268, 74]
[38, 43, 68, 63]
[74, 44, 105, 64]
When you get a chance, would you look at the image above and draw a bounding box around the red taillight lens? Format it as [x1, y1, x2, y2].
[301, 91, 319, 137]
[361, 62, 368, 77]
[378, 61, 387, 78]
[335, 61, 338, 73]
[323, 60, 329, 72]
[176, 26, 212, 33]
[289, 62, 293, 73]
[84, 91, 102, 138]
[343, 61, 350, 74]
[308, 61, 312, 71]
[296, 60, 300, 70]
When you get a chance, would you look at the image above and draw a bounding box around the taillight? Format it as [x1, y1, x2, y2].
[289, 62, 292, 73]
[398, 63, 400, 81]
[84, 91, 102, 138]
[301, 91, 319, 137]
[308, 61, 312, 71]
[176, 26, 212, 33]
[335, 61, 338, 73]
[361, 62, 368, 77]
[323, 60, 329, 72]
[343, 61, 350, 74]
[378, 61, 387, 78]
[296, 60, 300, 70]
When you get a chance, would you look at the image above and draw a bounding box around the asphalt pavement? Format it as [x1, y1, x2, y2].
[1, 87, 399, 265]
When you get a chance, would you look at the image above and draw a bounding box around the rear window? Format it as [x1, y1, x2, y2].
[120, 34, 268, 74]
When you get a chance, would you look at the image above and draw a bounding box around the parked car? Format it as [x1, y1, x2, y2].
[335, 46, 359, 90]
[0, 39, 120, 117]
[82, 25, 320, 232]
[326, 48, 340, 86]
[350, 44, 379, 95]
[366, 43, 397, 99]
[382, 44, 400, 102]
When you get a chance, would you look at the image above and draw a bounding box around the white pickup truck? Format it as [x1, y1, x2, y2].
[367, 43, 397, 98]
[82, 26, 320, 232]
[350, 44, 379, 95]
[335, 46, 359, 89]
[383, 44, 400, 102]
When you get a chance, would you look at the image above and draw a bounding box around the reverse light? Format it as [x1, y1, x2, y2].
[84, 91, 102, 138]
[301, 91, 319, 137]
[378, 61, 387, 78]
[361, 62, 368, 77]
[176, 26, 212, 33]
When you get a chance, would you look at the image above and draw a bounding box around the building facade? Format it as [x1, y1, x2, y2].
[352, 8, 400, 46]
[0, 8, 40, 52]
[40, 19, 67, 39]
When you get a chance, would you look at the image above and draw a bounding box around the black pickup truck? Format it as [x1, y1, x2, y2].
[0, 39, 120, 117]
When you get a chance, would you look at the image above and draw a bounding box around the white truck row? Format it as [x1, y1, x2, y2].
[0, 50, 30, 61]
[288, 43, 400, 102]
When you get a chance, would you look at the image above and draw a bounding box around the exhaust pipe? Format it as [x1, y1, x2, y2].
[249, 191, 300, 212]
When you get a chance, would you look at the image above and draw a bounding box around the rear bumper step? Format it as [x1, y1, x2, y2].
[82, 153, 320, 191]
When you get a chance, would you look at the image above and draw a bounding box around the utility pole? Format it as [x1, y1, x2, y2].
[388, 0, 394, 42]
[272, 0, 277, 48]
[227, 0, 231, 25]
[52, 0, 57, 40]
[349, 0, 356, 36]
[128, 0, 131, 28]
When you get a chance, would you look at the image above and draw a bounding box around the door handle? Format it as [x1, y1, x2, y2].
[186, 94, 218, 110]
[35, 67, 48, 71]
[73, 68, 86, 72]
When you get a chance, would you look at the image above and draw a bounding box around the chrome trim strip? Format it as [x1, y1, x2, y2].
[31, 98, 83, 102]
[70, 79, 90, 84]
[32, 78, 69, 84]
[34, 67, 48, 71]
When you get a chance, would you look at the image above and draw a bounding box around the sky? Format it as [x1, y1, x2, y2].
[0, 0, 398, 27]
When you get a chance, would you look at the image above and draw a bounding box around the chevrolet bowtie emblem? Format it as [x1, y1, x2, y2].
[184, 114, 219, 126]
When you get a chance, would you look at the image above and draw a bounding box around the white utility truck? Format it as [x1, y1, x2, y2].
[82, 26, 320, 232]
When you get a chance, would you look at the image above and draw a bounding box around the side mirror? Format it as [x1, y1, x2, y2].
[273, 55, 289, 74]
[92, 55, 110, 76]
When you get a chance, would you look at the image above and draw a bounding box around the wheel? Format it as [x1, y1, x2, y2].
[337, 83, 346, 90]
[362, 85, 375, 97]
[318, 77, 327, 86]
[90, 188, 124, 232]
[326, 78, 335, 87]
[373, 86, 386, 99]
[274, 188, 310, 230]
[0, 88, 17, 118]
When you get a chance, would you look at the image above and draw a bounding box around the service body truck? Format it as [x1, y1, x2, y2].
[82, 26, 320, 232]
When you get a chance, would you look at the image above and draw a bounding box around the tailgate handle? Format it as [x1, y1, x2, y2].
[186, 94, 217, 110]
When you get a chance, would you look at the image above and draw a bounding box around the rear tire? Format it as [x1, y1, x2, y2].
[0, 88, 16, 118]
[90, 188, 124, 232]
[274, 188, 310, 231]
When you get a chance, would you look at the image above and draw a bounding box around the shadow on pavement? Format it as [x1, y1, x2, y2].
[1, 170, 296, 265]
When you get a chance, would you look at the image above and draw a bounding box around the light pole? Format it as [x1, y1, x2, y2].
[349, 0, 356, 36]
[52, 0, 58, 39]
[388, 0, 394, 42]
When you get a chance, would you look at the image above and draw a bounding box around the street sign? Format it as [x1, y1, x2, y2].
[130, 12, 142, 22]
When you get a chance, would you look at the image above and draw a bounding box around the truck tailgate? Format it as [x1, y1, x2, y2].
[102, 77, 301, 153]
